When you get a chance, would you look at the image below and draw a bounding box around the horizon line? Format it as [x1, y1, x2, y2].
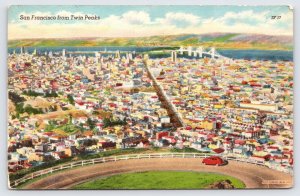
[8, 32, 293, 41]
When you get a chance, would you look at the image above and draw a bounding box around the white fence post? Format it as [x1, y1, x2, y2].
[11, 152, 293, 187]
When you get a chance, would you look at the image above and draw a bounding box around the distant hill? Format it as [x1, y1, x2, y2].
[8, 33, 293, 50]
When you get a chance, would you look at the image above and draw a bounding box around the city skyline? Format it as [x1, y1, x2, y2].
[7, 5, 294, 190]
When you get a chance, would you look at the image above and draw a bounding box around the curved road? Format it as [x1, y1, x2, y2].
[22, 158, 293, 189]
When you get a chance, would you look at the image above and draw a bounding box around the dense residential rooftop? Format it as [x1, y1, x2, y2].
[7, 48, 294, 175]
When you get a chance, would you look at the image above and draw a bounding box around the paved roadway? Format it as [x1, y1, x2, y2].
[21, 158, 293, 189]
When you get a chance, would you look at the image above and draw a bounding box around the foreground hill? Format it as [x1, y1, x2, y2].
[8, 33, 293, 50]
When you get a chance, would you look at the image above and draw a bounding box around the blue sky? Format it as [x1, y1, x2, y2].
[8, 5, 293, 39]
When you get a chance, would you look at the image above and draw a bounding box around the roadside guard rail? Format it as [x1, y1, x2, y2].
[9, 152, 293, 188]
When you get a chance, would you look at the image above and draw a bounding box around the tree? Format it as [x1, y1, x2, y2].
[78, 123, 84, 133]
[23, 90, 43, 97]
[68, 114, 73, 124]
[45, 91, 58, 97]
[9, 92, 25, 104]
[87, 118, 96, 130]
[103, 118, 127, 128]
[98, 98, 105, 107]
[67, 94, 75, 105]
[23, 105, 43, 115]
[104, 88, 111, 95]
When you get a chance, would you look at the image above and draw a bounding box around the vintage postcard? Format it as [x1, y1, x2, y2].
[7, 5, 293, 189]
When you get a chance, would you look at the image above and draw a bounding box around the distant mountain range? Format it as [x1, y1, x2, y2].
[8, 33, 293, 50]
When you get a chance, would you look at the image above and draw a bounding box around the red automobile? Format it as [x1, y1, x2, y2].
[202, 156, 227, 166]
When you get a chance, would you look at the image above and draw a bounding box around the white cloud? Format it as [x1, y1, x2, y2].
[279, 11, 293, 23]
[121, 11, 151, 25]
[215, 10, 269, 24]
[8, 9, 293, 40]
[158, 12, 201, 26]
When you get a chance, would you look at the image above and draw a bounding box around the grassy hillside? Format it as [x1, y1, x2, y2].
[8, 33, 293, 50]
[73, 171, 246, 189]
